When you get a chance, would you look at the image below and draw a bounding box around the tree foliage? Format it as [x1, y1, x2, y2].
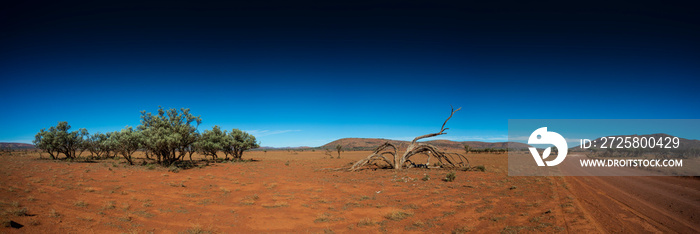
[196, 127, 260, 161]
[110, 126, 142, 165]
[138, 107, 202, 165]
[197, 125, 227, 160]
[33, 107, 260, 167]
[34, 129, 58, 159]
[33, 121, 88, 159]
[227, 128, 259, 160]
[86, 132, 113, 159]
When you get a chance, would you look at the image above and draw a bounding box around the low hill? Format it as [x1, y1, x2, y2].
[0, 143, 35, 149]
[318, 138, 406, 151]
[320, 138, 529, 151]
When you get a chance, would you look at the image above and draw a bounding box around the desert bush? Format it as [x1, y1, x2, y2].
[443, 171, 456, 182]
[196, 126, 259, 161]
[86, 132, 114, 158]
[422, 174, 430, 181]
[138, 107, 201, 165]
[196, 125, 226, 160]
[34, 121, 89, 159]
[168, 165, 181, 173]
[109, 127, 142, 165]
[226, 129, 259, 160]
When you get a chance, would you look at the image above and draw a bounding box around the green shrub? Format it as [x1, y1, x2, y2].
[168, 165, 180, 173]
[443, 171, 456, 182]
[421, 174, 430, 181]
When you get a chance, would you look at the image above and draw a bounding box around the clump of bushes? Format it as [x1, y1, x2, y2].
[33, 107, 260, 168]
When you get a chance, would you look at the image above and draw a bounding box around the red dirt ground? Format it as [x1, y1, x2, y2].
[0, 150, 697, 233]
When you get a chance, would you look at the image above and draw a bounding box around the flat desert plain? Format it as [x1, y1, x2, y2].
[0, 151, 698, 233]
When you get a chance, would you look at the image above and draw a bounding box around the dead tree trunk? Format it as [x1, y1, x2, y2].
[350, 106, 470, 171]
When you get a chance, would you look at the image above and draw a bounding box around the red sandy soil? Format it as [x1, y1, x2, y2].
[0, 150, 697, 233]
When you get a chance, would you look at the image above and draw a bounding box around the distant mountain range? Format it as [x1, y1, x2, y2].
[0, 143, 35, 149]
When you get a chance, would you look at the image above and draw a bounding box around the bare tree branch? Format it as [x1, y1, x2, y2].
[349, 142, 396, 171]
[350, 106, 470, 171]
[410, 106, 461, 144]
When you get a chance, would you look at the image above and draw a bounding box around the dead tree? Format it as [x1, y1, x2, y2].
[350, 106, 470, 171]
[324, 148, 334, 158]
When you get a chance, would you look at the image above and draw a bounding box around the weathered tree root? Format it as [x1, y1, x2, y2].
[350, 106, 470, 171]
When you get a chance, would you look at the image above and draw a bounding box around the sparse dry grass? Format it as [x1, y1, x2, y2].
[241, 194, 259, 205]
[219, 187, 231, 194]
[314, 213, 333, 223]
[1, 219, 10, 227]
[49, 209, 60, 218]
[385, 210, 413, 221]
[197, 199, 212, 205]
[357, 217, 375, 227]
[262, 201, 289, 208]
[74, 200, 88, 207]
[185, 224, 214, 234]
[7, 206, 29, 216]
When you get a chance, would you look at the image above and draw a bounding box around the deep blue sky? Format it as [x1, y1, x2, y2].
[1, 1, 699, 147]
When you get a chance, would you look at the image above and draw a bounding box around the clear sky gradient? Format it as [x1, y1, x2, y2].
[1, 1, 699, 147]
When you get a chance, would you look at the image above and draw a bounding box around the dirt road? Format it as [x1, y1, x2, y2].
[563, 154, 700, 233]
